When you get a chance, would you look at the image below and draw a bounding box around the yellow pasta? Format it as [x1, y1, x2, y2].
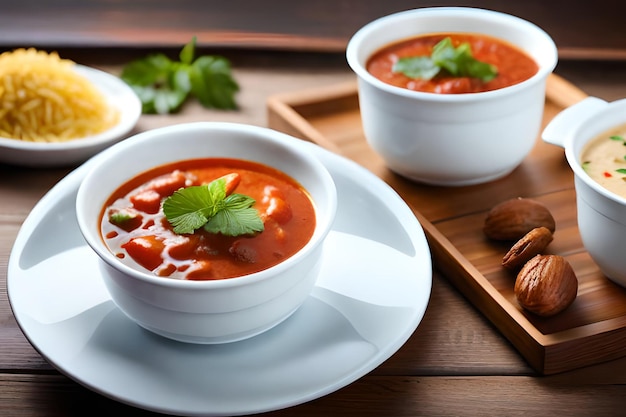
[0, 48, 120, 142]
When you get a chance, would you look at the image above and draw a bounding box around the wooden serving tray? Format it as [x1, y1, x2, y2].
[267, 74, 626, 375]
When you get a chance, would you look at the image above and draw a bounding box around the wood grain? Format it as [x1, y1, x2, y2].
[4, 54, 626, 415]
[3, 372, 626, 417]
[3, 0, 626, 60]
[267, 73, 626, 374]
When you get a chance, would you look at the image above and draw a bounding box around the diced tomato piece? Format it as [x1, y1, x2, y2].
[263, 185, 284, 200]
[146, 171, 188, 197]
[214, 173, 240, 195]
[167, 237, 196, 260]
[122, 235, 165, 271]
[266, 197, 292, 224]
[185, 260, 213, 280]
[274, 226, 286, 242]
[262, 186, 291, 224]
[435, 78, 474, 94]
[130, 189, 161, 214]
[155, 263, 176, 277]
[107, 208, 143, 232]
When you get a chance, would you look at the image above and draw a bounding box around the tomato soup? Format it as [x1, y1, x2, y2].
[580, 124, 626, 199]
[101, 158, 316, 280]
[367, 33, 538, 94]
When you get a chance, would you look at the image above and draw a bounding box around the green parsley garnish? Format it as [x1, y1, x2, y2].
[109, 210, 136, 225]
[393, 37, 498, 82]
[162, 177, 264, 236]
[582, 161, 591, 173]
[121, 37, 239, 114]
[108, 209, 143, 232]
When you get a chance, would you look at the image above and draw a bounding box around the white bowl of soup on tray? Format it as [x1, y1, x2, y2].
[0, 48, 141, 167]
[543, 97, 626, 287]
[76, 122, 337, 344]
[346, 7, 558, 186]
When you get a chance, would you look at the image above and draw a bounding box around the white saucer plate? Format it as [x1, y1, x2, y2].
[0, 64, 141, 167]
[7, 142, 432, 416]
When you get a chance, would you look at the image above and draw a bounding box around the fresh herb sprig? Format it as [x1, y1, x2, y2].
[393, 37, 498, 82]
[121, 37, 239, 114]
[162, 176, 264, 236]
[609, 135, 626, 145]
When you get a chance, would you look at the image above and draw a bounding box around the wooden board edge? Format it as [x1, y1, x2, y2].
[545, 73, 588, 108]
[267, 79, 358, 107]
[413, 208, 547, 373]
[266, 87, 354, 155]
[422, 207, 626, 374]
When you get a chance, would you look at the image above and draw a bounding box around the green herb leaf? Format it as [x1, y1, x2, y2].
[120, 53, 173, 86]
[162, 177, 264, 236]
[131, 84, 188, 114]
[431, 37, 462, 74]
[393, 37, 498, 82]
[392, 56, 440, 80]
[109, 210, 136, 225]
[162, 185, 216, 234]
[179, 36, 196, 65]
[189, 56, 239, 109]
[204, 194, 265, 236]
[121, 36, 239, 114]
[582, 161, 591, 173]
[616, 168, 626, 175]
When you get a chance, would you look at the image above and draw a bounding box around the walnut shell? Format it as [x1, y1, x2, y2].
[502, 227, 554, 270]
[514, 254, 578, 317]
[483, 197, 556, 241]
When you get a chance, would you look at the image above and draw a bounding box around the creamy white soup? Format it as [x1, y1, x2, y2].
[580, 124, 626, 198]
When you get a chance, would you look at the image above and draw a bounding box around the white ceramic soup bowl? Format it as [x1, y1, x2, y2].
[346, 7, 558, 186]
[543, 97, 626, 287]
[76, 122, 337, 344]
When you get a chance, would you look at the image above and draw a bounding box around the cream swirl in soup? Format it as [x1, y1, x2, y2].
[580, 124, 626, 198]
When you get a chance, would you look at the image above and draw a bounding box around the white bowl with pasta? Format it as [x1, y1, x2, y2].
[0, 58, 141, 168]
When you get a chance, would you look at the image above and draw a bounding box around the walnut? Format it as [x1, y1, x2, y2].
[502, 227, 554, 270]
[483, 197, 556, 241]
[514, 254, 578, 317]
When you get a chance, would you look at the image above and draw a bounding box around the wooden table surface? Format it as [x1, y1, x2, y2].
[3, 45, 626, 416]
